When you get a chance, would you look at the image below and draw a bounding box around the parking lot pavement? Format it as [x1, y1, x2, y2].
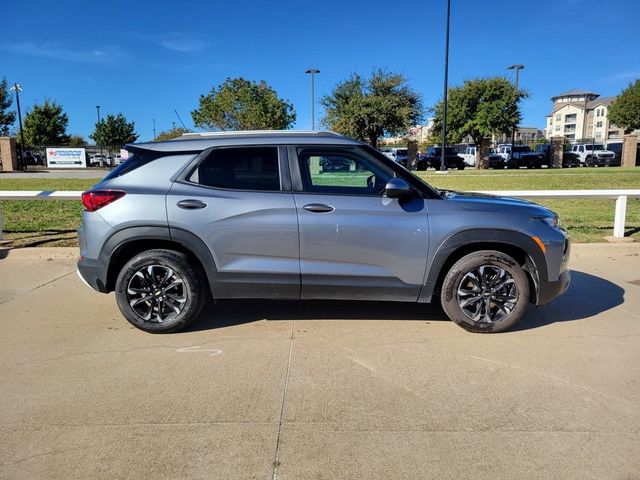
[0, 244, 639, 479]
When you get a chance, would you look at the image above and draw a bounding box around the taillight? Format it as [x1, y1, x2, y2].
[81, 190, 126, 212]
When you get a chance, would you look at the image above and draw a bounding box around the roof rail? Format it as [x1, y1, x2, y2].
[179, 130, 341, 138]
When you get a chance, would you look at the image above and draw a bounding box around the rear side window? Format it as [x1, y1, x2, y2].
[188, 147, 280, 191]
[103, 149, 160, 180]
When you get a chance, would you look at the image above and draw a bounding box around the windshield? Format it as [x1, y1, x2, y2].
[396, 149, 407, 155]
[585, 145, 604, 151]
[513, 146, 532, 153]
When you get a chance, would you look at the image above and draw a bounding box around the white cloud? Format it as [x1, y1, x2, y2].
[0, 42, 127, 64]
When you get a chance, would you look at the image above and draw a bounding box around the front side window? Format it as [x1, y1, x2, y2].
[189, 147, 280, 191]
[297, 147, 393, 195]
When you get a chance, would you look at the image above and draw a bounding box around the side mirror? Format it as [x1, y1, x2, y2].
[384, 178, 413, 199]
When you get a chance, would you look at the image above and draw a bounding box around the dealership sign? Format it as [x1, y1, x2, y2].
[46, 148, 87, 168]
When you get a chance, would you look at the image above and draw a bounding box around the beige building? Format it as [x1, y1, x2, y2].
[544, 89, 625, 141]
[381, 119, 435, 146]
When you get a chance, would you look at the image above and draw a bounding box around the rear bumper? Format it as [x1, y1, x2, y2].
[537, 269, 571, 305]
[77, 256, 109, 293]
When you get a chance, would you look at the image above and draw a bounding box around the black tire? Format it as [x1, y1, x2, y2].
[457, 163, 465, 170]
[440, 250, 530, 333]
[115, 249, 207, 333]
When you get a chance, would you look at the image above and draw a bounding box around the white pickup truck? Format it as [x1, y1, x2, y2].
[570, 143, 616, 166]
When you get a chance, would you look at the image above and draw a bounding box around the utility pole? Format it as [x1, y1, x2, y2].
[440, 0, 451, 172]
[10, 83, 25, 169]
[305, 69, 320, 130]
[507, 64, 524, 163]
[153, 118, 156, 140]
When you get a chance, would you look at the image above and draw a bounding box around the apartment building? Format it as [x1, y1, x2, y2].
[544, 89, 624, 141]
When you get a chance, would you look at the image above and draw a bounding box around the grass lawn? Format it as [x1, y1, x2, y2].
[1, 168, 639, 247]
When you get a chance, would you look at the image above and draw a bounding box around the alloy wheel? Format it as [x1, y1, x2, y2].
[456, 265, 518, 323]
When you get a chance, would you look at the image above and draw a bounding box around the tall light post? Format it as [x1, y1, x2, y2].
[95, 105, 104, 165]
[305, 69, 320, 130]
[507, 64, 524, 161]
[440, 0, 451, 172]
[10, 83, 25, 167]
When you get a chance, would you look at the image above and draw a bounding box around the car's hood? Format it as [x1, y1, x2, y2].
[439, 189, 552, 215]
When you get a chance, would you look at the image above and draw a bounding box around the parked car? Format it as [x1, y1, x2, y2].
[461, 146, 505, 169]
[418, 146, 465, 170]
[89, 154, 109, 167]
[21, 150, 45, 166]
[534, 144, 554, 168]
[571, 143, 616, 167]
[502, 145, 544, 169]
[77, 131, 570, 334]
[561, 151, 582, 168]
[605, 143, 624, 167]
[379, 148, 408, 167]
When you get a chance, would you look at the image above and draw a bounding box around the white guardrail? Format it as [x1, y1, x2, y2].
[0, 189, 639, 238]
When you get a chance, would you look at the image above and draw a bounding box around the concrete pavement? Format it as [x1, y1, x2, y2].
[0, 244, 639, 479]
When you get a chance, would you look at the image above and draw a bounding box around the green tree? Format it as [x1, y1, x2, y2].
[0, 77, 16, 136]
[22, 100, 69, 146]
[90, 113, 138, 153]
[608, 79, 640, 134]
[191, 78, 296, 131]
[430, 77, 526, 148]
[67, 134, 87, 147]
[321, 68, 423, 148]
[154, 127, 189, 141]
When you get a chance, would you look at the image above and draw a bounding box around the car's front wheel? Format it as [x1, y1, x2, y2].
[115, 249, 207, 333]
[440, 250, 530, 333]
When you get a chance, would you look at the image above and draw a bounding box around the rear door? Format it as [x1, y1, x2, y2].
[290, 145, 429, 301]
[167, 145, 300, 299]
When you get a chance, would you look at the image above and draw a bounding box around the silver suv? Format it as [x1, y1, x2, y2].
[77, 131, 570, 334]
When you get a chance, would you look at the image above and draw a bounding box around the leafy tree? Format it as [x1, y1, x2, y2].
[321, 68, 423, 148]
[191, 78, 296, 131]
[0, 77, 16, 136]
[22, 100, 69, 146]
[608, 79, 640, 134]
[67, 134, 87, 147]
[90, 113, 138, 153]
[430, 77, 526, 148]
[154, 127, 189, 141]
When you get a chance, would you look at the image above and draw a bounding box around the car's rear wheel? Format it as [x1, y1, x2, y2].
[440, 250, 530, 333]
[115, 249, 207, 333]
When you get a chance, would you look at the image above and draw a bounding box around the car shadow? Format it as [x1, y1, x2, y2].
[186, 298, 448, 332]
[185, 270, 624, 333]
[514, 270, 624, 331]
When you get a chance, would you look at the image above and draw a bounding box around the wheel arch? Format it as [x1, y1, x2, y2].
[102, 226, 217, 295]
[420, 229, 546, 304]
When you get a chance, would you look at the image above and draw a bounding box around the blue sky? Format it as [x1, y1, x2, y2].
[2, 0, 639, 141]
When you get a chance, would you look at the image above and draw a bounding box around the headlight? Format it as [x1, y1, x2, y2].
[537, 215, 560, 228]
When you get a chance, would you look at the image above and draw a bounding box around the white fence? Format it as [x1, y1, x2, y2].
[0, 189, 639, 239]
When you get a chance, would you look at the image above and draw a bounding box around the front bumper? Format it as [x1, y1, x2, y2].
[537, 269, 571, 305]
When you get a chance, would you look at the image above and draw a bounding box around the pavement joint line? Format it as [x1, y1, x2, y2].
[270, 319, 296, 480]
[0, 270, 74, 305]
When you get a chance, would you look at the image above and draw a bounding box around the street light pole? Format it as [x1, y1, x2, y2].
[305, 69, 320, 130]
[96, 105, 103, 165]
[10, 83, 25, 168]
[507, 64, 524, 162]
[440, 0, 451, 172]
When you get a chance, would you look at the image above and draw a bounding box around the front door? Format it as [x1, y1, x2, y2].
[291, 146, 429, 301]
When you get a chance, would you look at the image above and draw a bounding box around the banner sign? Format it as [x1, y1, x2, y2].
[46, 148, 86, 168]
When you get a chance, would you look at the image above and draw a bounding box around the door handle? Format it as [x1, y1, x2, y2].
[177, 199, 207, 210]
[303, 203, 334, 213]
